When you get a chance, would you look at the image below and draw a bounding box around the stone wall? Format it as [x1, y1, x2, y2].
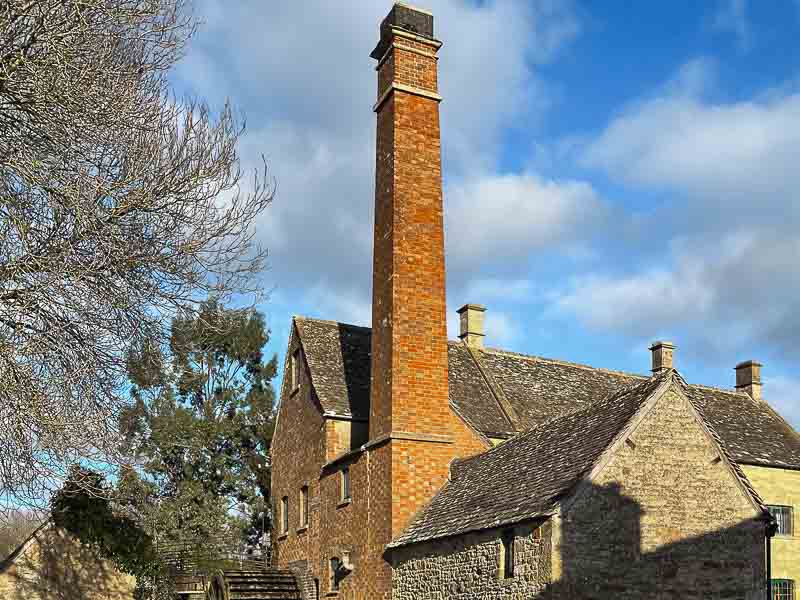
[391, 521, 551, 599]
[0, 526, 135, 600]
[742, 464, 800, 585]
[553, 385, 766, 599]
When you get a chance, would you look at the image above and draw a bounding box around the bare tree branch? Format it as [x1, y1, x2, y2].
[0, 0, 274, 515]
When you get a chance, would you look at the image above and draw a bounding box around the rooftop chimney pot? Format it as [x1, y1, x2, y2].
[649, 341, 675, 374]
[735, 360, 763, 401]
[458, 304, 486, 349]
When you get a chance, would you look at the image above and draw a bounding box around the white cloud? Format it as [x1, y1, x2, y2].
[582, 61, 800, 220]
[712, 0, 752, 51]
[556, 228, 800, 359]
[175, 1, 583, 323]
[570, 59, 800, 362]
[445, 304, 520, 347]
[445, 173, 607, 273]
[462, 278, 536, 304]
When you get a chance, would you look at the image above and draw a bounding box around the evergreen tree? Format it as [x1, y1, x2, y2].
[119, 299, 277, 550]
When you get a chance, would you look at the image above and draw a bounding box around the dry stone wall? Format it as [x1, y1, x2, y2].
[391, 521, 551, 599]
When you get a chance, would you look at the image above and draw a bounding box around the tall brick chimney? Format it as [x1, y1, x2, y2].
[369, 2, 455, 539]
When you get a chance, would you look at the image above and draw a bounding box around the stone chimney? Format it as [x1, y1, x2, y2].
[735, 360, 762, 401]
[649, 341, 675, 374]
[369, 3, 455, 540]
[458, 304, 486, 349]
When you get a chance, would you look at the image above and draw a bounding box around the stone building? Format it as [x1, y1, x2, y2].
[270, 3, 800, 599]
[0, 521, 136, 600]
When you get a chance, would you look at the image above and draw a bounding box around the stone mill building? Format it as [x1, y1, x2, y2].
[270, 4, 800, 599]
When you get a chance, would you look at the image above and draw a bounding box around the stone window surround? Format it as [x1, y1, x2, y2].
[499, 528, 516, 579]
[290, 349, 301, 393]
[280, 495, 289, 536]
[339, 467, 351, 505]
[299, 484, 309, 529]
[769, 504, 794, 537]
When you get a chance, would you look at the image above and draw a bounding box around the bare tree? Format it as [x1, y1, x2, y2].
[0, 0, 273, 513]
[0, 508, 41, 560]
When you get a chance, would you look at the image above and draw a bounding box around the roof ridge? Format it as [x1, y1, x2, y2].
[292, 315, 372, 332]
[458, 374, 663, 469]
[687, 381, 744, 396]
[480, 346, 648, 380]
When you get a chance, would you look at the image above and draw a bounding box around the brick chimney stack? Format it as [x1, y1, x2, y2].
[735, 360, 762, 401]
[369, 2, 456, 540]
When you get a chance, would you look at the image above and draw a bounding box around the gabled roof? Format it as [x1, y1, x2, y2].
[389, 372, 767, 548]
[390, 374, 668, 547]
[291, 317, 800, 469]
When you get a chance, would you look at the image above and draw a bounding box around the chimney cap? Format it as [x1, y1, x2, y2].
[457, 303, 486, 314]
[735, 360, 763, 370]
[649, 340, 675, 351]
[371, 3, 436, 60]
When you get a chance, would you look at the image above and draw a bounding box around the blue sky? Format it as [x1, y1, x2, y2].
[173, 0, 800, 427]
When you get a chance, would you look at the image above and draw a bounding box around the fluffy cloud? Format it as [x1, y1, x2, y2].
[559, 59, 800, 367]
[583, 60, 800, 224]
[173, 0, 584, 323]
[445, 173, 607, 274]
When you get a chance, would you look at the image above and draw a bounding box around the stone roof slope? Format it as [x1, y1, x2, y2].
[390, 372, 769, 548]
[389, 374, 670, 547]
[294, 317, 371, 420]
[292, 316, 800, 469]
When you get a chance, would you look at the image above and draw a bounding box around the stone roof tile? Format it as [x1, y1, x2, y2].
[389, 374, 669, 547]
[293, 317, 800, 470]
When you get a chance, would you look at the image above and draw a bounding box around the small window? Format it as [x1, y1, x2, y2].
[500, 529, 515, 579]
[773, 579, 794, 600]
[300, 485, 309, 528]
[769, 505, 793, 536]
[291, 350, 301, 391]
[330, 557, 342, 591]
[341, 467, 351, 502]
[281, 496, 289, 534]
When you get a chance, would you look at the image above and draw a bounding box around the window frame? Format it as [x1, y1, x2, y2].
[772, 579, 794, 600]
[330, 556, 342, 591]
[768, 505, 794, 536]
[300, 485, 309, 529]
[280, 496, 289, 535]
[340, 467, 351, 503]
[500, 529, 516, 579]
[291, 349, 301, 392]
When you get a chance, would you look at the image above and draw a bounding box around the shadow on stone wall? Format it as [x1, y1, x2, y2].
[3, 527, 135, 600]
[539, 481, 766, 600]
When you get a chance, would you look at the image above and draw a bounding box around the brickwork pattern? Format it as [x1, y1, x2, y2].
[271, 326, 326, 577]
[368, 21, 455, 600]
[555, 386, 766, 599]
[391, 522, 551, 599]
